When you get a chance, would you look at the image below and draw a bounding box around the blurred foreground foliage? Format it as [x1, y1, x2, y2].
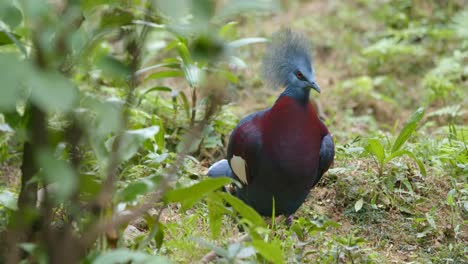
[0, 0, 467, 263]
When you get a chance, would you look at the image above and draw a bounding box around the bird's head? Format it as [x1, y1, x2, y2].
[262, 29, 320, 95]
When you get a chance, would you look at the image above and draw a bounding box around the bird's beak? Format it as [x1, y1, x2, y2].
[308, 81, 321, 93]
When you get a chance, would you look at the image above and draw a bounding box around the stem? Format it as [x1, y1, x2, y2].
[190, 86, 197, 127]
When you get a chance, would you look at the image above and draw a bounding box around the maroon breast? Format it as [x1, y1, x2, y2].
[261, 97, 325, 180]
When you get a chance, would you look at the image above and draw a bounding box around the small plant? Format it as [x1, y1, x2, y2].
[365, 107, 427, 176]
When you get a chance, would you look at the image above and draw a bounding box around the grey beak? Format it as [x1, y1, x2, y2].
[309, 81, 321, 93]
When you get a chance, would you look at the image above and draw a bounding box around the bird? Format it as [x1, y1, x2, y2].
[207, 29, 334, 218]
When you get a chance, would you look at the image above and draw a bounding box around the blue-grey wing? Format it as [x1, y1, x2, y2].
[318, 134, 335, 177]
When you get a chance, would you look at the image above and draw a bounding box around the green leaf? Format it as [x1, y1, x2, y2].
[152, 117, 165, 152]
[37, 148, 77, 202]
[217, 192, 266, 228]
[30, 70, 79, 113]
[176, 41, 192, 64]
[0, 3, 23, 29]
[118, 180, 154, 202]
[164, 177, 232, 211]
[183, 64, 203, 87]
[117, 126, 160, 162]
[425, 212, 437, 229]
[97, 55, 131, 81]
[229, 56, 247, 69]
[0, 189, 17, 210]
[206, 192, 229, 238]
[216, 0, 280, 20]
[146, 70, 184, 80]
[212, 69, 239, 84]
[192, 237, 229, 258]
[94, 249, 171, 264]
[178, 91, 191, 119]
[251, 240, 284, 264]
[0, 53, 25, 111]
[365, 138, 386, 166]
[354, 198, 364, 212]
[391, 107, 425, 153]
[138, 86, 173, 105]
[82, 0, 116, 11]
[0, 30, 27, 56]
[386, 149, 426, 176]
[219, 21, 238, 39]
[447, 189, 456, 206]
[228, 37, 268, 49]
[0, 30, 20, 45]
[136, 62, 181, 76]
[100, 8, 134, 28]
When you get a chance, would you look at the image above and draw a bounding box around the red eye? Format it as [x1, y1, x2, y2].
[295, 71, 305, 80]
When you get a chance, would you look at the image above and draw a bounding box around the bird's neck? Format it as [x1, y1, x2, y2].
[279, 85, 310, 105]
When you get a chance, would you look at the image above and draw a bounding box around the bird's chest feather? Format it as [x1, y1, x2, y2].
[262, 97, 323, 175]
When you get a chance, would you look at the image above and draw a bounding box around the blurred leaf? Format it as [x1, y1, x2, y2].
[79, 174, 101, 199]
[0, 30, 20, 45]
[447, 189, 455, 206]
[354, 198, 364, 212]
[227, 37, 267, 49]
[176, 41, 192, 64]
[154, 0, 190, 21]
[138, 86, 173, 105]
[217, 0, 280, 19]
[183, 64, 203, 87]
[82, 0, 116, 11]
[237, 246, 256, 259]
[206, 192, 228, 238]
[391, 107, 425, 153]
[97, 55, 131, 81]
[154, 221, 165, 250]
[251, 240, 284, 264]
[217, 192, 266, 228]
[0, 53, 26, 111]
[0, 189, 17, 210]
[425, 212, 437, 229]
[118, 180, 153, 202]
[229, 56, 247, 69]
[37, 148, 77, 202]
[136, 62, 181, 76]
[192, 237, 229, 258]
[178, 91, 190, 119]
[213, 69, 238, 84]
[146, 70, 184, 80]
[219, 21, 238, 40]
[164, 177, 232, 211]
[153, 118, 165, 152]
[100, 8, 134, 28]
[0, 3, 23, 29]
[452, 10, 468, 39]
[30, 70, 78, 113]
[191, 35, 225, 61]
[117, 126, 160, 162]
[94, 249, 170, 264]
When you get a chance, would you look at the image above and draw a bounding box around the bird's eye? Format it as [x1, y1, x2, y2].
[295, 71, 305, 80]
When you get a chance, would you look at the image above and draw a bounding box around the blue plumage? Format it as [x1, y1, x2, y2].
[207, 29, 334, 216]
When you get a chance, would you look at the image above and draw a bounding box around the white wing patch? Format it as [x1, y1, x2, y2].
[231, 155, 248, 185]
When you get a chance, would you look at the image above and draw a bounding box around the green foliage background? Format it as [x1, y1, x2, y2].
[0, 0, 466, 263]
